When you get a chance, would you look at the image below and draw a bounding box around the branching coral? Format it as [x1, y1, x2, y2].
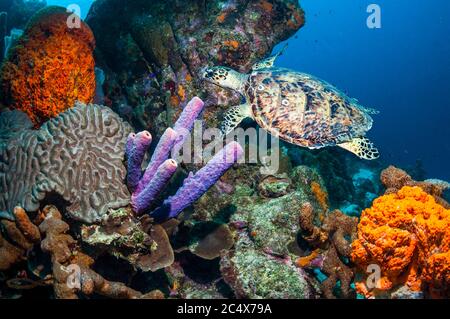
[38, 205, 164, 299]
[0, 207, 40, 270]
[310, 181, 328, 212]
[296, 202, 358, 299]
[0, 6, 96, 126]
[351, 186, 450, 298]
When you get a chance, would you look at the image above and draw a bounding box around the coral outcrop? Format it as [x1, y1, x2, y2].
[351, 185, 450, 298]
[81, 208, 175, 272]
[0, 102, 132, 223]
[220, 231, 314, 299]
[191, 158, 356, 298]
[0, 6, 96, 126]
[85, 0, 304, 137]
[381, 165, 449, 208]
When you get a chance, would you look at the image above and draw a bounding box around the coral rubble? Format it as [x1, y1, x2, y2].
[0, 6, 96, 126]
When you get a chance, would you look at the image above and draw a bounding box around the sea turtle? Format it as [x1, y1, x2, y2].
[201, 48, 380, 160]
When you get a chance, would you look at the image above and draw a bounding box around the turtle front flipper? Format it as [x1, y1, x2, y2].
[338, 137, 380, 160]
[220, 104, 253, 136]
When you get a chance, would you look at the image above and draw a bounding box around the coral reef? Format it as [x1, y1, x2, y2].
[38, 205, 164, 299]
[220, 230, 314, 299]
[351, 185, 450, 298]
[191, 156, 357, 298]
[380, 165, 449, 208]
[85, 0, 304, 137]
[0, 95, 248, 298]
[0, 102, 132, 223]
[297, 203, 358, 298]
[2, 0, 442, 302]
[126, 97, 244, 221]
[0, 6, 96, 126]
[0, 207, 40, 271]
[81, 208, 175, 272]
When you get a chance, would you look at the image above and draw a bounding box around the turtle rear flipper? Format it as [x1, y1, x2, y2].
[338, 137, 380, 160]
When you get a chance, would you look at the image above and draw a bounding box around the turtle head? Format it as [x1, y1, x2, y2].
[202, 66, 247, 93]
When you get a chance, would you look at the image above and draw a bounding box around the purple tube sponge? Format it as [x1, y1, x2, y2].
[136, 128, 177, 194]
[126, 131, 152, 192]
[172, 96, 204, 155]
[125, 96, 207, 217]
[132, 159, 178, 214]
[150, 141, 244, 221]
[124, 97, 243, 221]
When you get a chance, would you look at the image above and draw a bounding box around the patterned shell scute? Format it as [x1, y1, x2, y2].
[0, 102, 132, 223]
[246, 68, 373, 148]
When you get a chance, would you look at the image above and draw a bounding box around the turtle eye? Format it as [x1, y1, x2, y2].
[203, 68, 215, 79]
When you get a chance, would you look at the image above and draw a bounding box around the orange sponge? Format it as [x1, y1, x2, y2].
[0, 6, 96, 126]
[351, 186, 450, 298]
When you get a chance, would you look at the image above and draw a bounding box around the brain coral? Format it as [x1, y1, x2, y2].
[351, 186, 450, 298]
[0, 102, 132, 223]
[0, 6, 96, 126]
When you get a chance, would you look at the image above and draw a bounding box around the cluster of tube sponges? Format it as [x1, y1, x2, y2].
[125, 97, 244, 221]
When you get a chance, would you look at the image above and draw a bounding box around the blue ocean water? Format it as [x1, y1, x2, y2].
[47, 0, 92, 18]
[274, 0, 450, 181]
[51, 0, 449, 180]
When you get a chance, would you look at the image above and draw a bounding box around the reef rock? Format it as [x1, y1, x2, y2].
[85, 0, 304, 135]
[220, 231, 315, 299]
[0, 102, 132, 223]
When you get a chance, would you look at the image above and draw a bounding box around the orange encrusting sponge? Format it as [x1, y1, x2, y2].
[0, 7, 96, 126]
[351, 186, 450, 297]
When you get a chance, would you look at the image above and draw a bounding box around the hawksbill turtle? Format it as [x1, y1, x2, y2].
[202, 48, 380, 160]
